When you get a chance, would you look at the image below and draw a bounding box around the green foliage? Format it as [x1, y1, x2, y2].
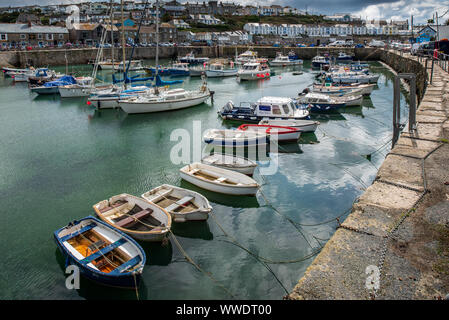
[40, 16, 50, 25]
[161, 13, 172, 23]
[0, 12, 19, 23]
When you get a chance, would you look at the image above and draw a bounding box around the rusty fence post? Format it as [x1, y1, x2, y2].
[392, 73, 417, 148]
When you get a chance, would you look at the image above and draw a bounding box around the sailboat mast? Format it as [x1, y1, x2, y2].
[155, 0, 159, 79]
[121, 0, 126, 88]
[110, 0, 114, 67]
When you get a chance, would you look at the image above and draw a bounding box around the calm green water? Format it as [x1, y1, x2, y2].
[0, 60, 409, 299]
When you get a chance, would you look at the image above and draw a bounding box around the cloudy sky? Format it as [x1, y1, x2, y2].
[0, 0, 447, 24]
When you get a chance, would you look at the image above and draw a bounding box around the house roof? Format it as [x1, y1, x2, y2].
[71, 23, 99, 31]
[0, 23, 68, 33]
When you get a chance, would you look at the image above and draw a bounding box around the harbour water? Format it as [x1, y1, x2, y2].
[0, 60, 409, 299]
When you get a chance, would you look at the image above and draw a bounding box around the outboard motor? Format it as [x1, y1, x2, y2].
[221, 101, 235, 113]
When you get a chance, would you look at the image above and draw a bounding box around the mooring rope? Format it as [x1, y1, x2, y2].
[169, 231, 237, 299]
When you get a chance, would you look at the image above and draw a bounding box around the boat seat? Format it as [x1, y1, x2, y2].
[88, 239, 106, 252]
[207, 158, 219, 164]
[80, 238, 127, 265]
[114, 209, 153, 228]
[99, 200, 128, 213]
[60, 223, 96, 242]
[109, 256, 142, 275]
[190, 168, 200, 175]
[214, 177, 227, 183]
[165, 196, 194, 212]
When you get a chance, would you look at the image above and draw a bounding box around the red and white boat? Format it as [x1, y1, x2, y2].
[237, 124, 301, 142]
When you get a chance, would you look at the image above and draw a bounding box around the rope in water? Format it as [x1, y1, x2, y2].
[169, 231, 237, 299]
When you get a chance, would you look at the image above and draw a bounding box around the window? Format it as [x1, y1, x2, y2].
[46, 34, 53, 40]
[38, 34, 43, 39]
[272, 105, 281, 115]
[20, 34, 26, 39]
[59, 34, 64, 39]
[0, 34, 7, 40]
[282, 104, 290, 114]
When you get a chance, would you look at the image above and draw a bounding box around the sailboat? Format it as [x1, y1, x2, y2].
[117, 0, 211, 114]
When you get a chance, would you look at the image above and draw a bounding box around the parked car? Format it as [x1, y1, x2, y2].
[328, 40, 346, 47]
[368, 40, 385, 47]
[354, 43, 364, 48]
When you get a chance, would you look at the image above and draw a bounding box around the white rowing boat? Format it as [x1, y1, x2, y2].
[179, 162, 260, 196]
[203, 129, 268, 147]
[93, 193, 172, 242]
[201, 154, 257, 176]
[142, 184, 212, 223]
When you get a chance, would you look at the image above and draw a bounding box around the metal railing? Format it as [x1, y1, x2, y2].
[392, 73, 417, 148]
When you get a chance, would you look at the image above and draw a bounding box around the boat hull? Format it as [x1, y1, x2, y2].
[30, 86, 60, 95]
[269, 60, 301, 66]
[238, 71, 271, 81]
[206, 69, 238, 77]
[259, 119, 318, 133]
[179, 171, 258, 196]
[59, 86, 91, 98]
[119, 93, 210, 114]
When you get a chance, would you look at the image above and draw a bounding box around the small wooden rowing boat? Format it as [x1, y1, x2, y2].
[258, 119, 319, 133]
[237, 124, 301, 142]
[202, 154, 257, 176]
[180, 162, 260, 196]
[203, 129, 268, 147]
[53, 216, 146, 289]
[142, 184, 212, 223]
[93, 194, 172, 242]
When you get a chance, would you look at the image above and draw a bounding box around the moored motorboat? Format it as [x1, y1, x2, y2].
[201, 154, 257, 176]
[237, 124, 301, 142]
[312, 55, 330, 69]
[203, 128, 268, 147]
[206, 63, 237, 78]
[168, 62, 190, 77]
[142, 184, 212, 222]
[179, 162, 260, 196]
[312, 83, 375, 96]
[30, 75, 77, 95]
[237, 61, 271, 81]
[93, 193, 171, 242]
[53, 216, 146, 289]
[219, 96, 310, 122]
[178, 52, 209, 65]
[269, 53, 302, 66]
[336, 52, 354, 62]
[297, 92, 363, 111]
[258, 118, 319, 133]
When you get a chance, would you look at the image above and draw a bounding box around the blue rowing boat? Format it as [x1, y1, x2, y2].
[54, 216, 146, 289]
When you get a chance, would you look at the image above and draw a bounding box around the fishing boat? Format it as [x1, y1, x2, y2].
[237, 61, 271, 81]
[168, 62, 190, 77]
[30, 75, 77, 95]
[2, 66, 32, 77]
[237, 124, 301, 142]
[178, 52, 209, 65]
[142, 184, 212, 222]
[219, 96, 310, 122]
[336, 52, 353, 62]
[258, 118, 319, 133]
[97, 59, 120, 70]
[53, 216, 146, 288]
[203, 128, 268, 147]
[118, 81, 210, 114]
[179, 162, 260, 196]
[235, 49, 267, 65]
[297, 92, 363, 111]
[326, 71, 379, 84]
[9, 67, 36, 82]
[312, 83, 375, 96]
[201, 154, 257, 176]
[311, 55, 330, 69]
[189, 64, 207, 77]
[287, 50, 302, 62]
[269, 53, 302, 66]
[59, 77, 96, 98]
[93, 193, 171, 242]
[206, 63, 237, 78]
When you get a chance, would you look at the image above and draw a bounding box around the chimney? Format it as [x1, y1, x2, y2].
[28, 21, 32, 28]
